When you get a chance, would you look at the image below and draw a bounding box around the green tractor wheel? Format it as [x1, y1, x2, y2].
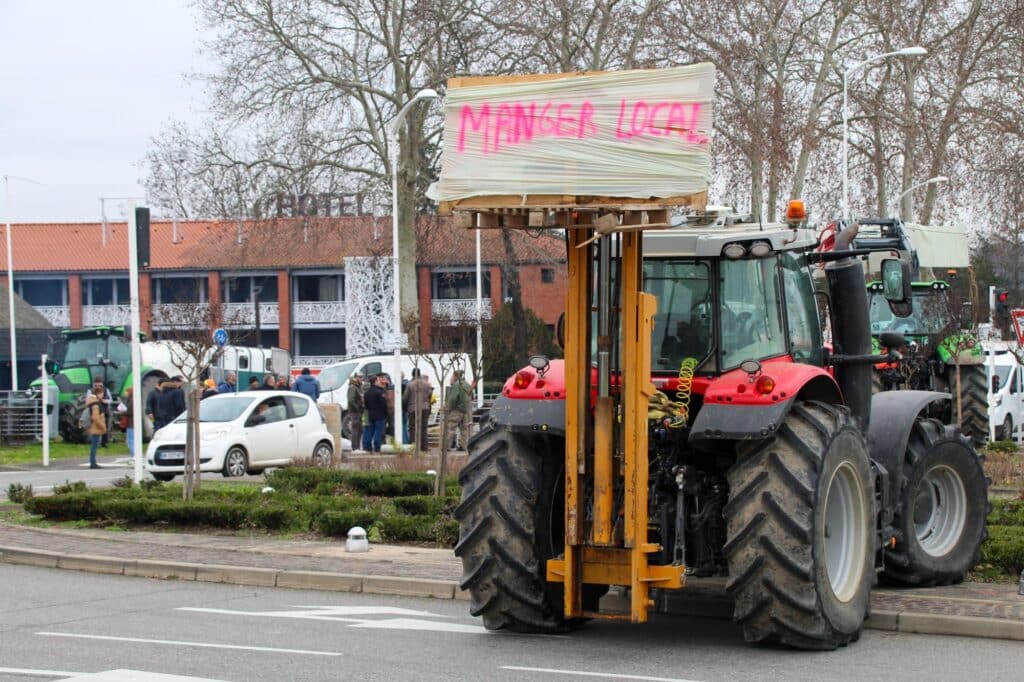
[58, 396, 89, 444]
[948, 365, 987, 445]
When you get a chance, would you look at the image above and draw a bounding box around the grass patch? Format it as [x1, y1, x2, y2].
[0, 439, 129, 466]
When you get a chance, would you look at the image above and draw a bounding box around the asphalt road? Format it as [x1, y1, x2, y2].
[2, 565, 1023, 682]
[0, 462, 264, 500]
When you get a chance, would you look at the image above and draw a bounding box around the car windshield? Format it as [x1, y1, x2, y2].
[869, 289, 953, 335]
[645, 259, 714, 370]
[174, 396, 257, 423]
[61, 336, 106, 366]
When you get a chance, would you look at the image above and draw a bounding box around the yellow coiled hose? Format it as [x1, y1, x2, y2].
[671, 357, 697, 427]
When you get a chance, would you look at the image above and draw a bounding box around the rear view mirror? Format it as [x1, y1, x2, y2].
[881, 259, 912, 304]
[556, 313, 565, 350]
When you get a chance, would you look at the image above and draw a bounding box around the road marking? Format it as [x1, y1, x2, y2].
[35, 631, 342, 657]
[178, 605, 524, 635]
[501, 667, 701, 682]
[0, 666, 84, 677]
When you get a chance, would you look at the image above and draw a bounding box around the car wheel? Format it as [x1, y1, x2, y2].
[313, 441, 333, 468]
[222, 447, 248, 478]
[152, 473, 175, 482]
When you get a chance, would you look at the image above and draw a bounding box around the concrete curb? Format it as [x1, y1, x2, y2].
[1, 544, 1021, 643]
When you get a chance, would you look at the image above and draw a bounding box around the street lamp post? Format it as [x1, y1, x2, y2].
[842, 46, 927, 222]
[389, 88, 438, 448]
[893, 175, 948, 217]
[3, 174, 43, 391]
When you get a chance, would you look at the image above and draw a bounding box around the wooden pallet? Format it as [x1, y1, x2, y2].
[446, 192, 704, 229]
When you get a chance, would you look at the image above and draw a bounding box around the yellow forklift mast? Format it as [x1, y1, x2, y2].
[544, 209, 686, 622]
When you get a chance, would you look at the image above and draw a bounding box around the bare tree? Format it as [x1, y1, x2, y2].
[150, 301, 246, 500]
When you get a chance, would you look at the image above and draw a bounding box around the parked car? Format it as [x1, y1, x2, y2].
[987, 346, 1023, 441]
[145, 391, 335, 481]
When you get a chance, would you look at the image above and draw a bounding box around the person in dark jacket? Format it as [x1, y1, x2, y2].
[363, 374, 390, 452]
[261, 375, 278, 391]
[293, 368, 321, 400]
[154, 376, 186, 432]
[247, 377, 261, 390]
[217, 373, 237, 394]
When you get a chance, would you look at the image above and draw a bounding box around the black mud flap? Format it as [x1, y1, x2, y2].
[688, 399, 793, 448]
[867, 390, 950, 507]
[487, 395, 566, 436]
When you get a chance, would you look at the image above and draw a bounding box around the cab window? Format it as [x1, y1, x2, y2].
[644, 259, 714, 371]
[780, 253, 823, 365]
[720, 256, 786, 369]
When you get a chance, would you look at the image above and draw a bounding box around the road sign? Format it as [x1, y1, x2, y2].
[213, 328, 229, 347]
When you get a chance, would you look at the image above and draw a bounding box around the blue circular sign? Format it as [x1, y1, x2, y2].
[213, 328, 229, 347]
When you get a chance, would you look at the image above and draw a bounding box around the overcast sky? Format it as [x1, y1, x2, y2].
[0, 0, 207, 220]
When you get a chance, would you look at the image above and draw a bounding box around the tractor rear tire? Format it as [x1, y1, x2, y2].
[59, 397, 89, 444]
[724, 401, 874, 650]
[881, 419, 988, 587]
[950, 364, 987, 444]
[455, 422, 596, 632]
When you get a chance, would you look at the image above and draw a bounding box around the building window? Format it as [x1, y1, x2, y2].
[294, 274, 343, 302]
[225, 275, 277, 303]
[82, 278, 129, 305]
[293, 328, 346, 356]
[155, 276, 206, 304]
[541, 268, 555, 284]
[432, 271, 491, 299]
[16, 279, 66, 306]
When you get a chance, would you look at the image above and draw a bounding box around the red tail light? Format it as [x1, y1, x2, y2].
[514, 370, 534, 390]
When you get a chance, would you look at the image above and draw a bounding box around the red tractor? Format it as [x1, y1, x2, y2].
[455, 207, 988, 650]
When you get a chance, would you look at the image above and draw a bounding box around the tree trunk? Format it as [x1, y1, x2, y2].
[183, 391, 194, 501]
[500, 229, 529, 370]
[397, 125, 420, 326]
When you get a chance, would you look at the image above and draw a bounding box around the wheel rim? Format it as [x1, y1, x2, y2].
[226, 450, 246, 477]
[913, 465, 967, 557]
[314, 444, 332, 466]
[823, 461, 869, 602]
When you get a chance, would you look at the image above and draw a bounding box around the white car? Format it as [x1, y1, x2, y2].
[145, 391, 335, 481]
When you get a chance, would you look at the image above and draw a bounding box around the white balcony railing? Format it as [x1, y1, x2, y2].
[293, 301, 345, 327]
[34, 305, 70, 328]
[82, 305, 131, 327]
[151, 302, 210, 329]
[221, 302, 280, 327]
[293, 355, 347, 368]
[431, 299, 493, 325]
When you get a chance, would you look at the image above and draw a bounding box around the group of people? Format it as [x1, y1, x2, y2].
[343, 368, 474, 455]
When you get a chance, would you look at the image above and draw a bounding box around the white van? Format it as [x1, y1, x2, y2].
[317, 353, 476, 416]
[987, 347, 1023, 441]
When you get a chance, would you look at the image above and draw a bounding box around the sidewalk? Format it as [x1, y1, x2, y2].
[2, 520, 1022, 641]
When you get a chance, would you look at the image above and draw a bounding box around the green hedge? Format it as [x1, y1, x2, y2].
[987, 500, 1024, 527]
[392, 495, 458, 517]
[980, 525, 1024, 577]
[264, 467, 459, 497]
[317, 509, 382, 537]
[25, 492, 102, 520]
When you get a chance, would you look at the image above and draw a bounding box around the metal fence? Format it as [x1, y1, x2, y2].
[0, 390, 55, 445]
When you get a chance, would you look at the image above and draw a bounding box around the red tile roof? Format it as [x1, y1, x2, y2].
[0, 217, 565, 274]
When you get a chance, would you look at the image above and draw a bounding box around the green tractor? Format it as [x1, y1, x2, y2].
[29, 326, 171, 443]
[867, 280, 986, 442]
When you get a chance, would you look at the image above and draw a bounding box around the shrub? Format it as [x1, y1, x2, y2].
[317, 509, 381, 537]
[393, 495, 457, 517]
[987, 499, 1024, 527]
[985, 440, 1018, 454]
[377, 514, 438, 543]
[25, 492, 102, 520]
[265, 468, 436, 497]
[433, 518, 460, 547]
[7, 482, 33, 503]
[52, 480, 88, 495]
[980, 525, 1024, 577]
[140, 479, 163, 492]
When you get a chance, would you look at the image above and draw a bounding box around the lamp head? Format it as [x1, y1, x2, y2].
[898, 46, 927, 56]
[414, 88, 439, 101]
[930, 175, 949, 184]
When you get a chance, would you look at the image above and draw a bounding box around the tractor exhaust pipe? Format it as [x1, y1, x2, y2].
[826, 223, 872, 431]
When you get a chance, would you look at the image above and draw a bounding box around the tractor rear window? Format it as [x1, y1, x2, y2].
[720, 256, 786, 369]
[645, 260, 713, 370]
